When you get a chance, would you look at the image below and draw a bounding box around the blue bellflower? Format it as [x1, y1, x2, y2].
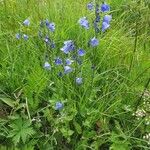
[47, 22, 55, 32]
[23, 34, 28, 40]
[61, 40, 75, 54]
[89, 37, 99, 47]
[103, 15, 112, 24]
[15, 33, 21, 39]
[44, 62, 51, 70]
[64, 66, 73, 74]
[87, 2, 94, 10]
[102, 22, 110, 32]
[101, 3, 110, 12]
[76, 77, 83, 85]
[66, 59, 73, 65]
[55, 57, 63, 65]
[78, 17, 89, 29]
[23, 19, 30, 26]
[102, 15, 112, 32]
[55, 102, 63, 110]
[78, 49, 85, 56]
[44, 36, 50, 43]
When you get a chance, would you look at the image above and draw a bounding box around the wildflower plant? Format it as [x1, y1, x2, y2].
[1, 0, 149, 149]
[8, 0, 113, 148]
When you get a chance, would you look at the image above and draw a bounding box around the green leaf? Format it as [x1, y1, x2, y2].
[0, 96, 15, 108]
[15, 103, 25, 111]
[110, 132, 131, 150]
[8, 117, 35, 145]
[110, 143, 130, 150]
[13, 134, 21, 146]
[60, 128, 74, 138]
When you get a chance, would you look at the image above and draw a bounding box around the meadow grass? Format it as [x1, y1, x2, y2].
[0, 0, 150, 149]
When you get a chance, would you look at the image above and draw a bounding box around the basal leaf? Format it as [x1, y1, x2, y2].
[0, 96, 15, 108]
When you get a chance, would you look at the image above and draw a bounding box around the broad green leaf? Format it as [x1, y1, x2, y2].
[8, 117, 35, 145]
[0, 96, 15, 108]
[110, 143, 130, 150]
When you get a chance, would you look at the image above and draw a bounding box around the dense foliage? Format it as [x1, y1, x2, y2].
[0, 0, 150, 149]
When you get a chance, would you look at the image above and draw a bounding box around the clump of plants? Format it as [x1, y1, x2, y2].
[0, 0, 149, 149]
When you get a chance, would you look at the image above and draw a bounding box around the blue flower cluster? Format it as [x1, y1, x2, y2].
[79, 1, 112, 33]
[78, 1, 112, 53]
[43, 38, 86, 76]
[87, 2, 110, 12]
[16, 19, 30, 40]
[39, 19, 56, 49]
[15, 1, 112, 111]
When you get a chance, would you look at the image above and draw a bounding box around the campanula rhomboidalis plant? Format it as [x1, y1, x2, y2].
[0, 0, 150, 149]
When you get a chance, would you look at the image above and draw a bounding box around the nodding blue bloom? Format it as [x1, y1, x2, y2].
[87, 2, 94, 10]
[23, 34, 28, 40]
[44, 36, 50, 43]
[15, 33, 21, 39]
[23, 19, 30, 26]
[102, 22, 110, 32]
[66, 59, 73, 65]
[76, 77, 83, 85]
[55, 102, 63, 110]
[61, 40, 75, 54]
[78, 49, 85, 56]
[55, 57, 63, 65]
[47, 22, 55, 32]
[44, 62, 51, 70]
[101, 3, 110, 12]
[78, 17, 89, 29]
[103, 15, 112, 24]
[89, 37, 99, 47]
[64, 66, 73, 74]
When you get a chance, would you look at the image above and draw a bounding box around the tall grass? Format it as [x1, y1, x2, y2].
[0, 0, 150, 149]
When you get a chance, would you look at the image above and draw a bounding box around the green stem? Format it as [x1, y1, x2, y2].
[129, 21, 138, 72]
[26, 97, 32, 123]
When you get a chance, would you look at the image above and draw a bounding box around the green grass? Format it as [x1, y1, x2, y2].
[0, 0, 150, 149]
